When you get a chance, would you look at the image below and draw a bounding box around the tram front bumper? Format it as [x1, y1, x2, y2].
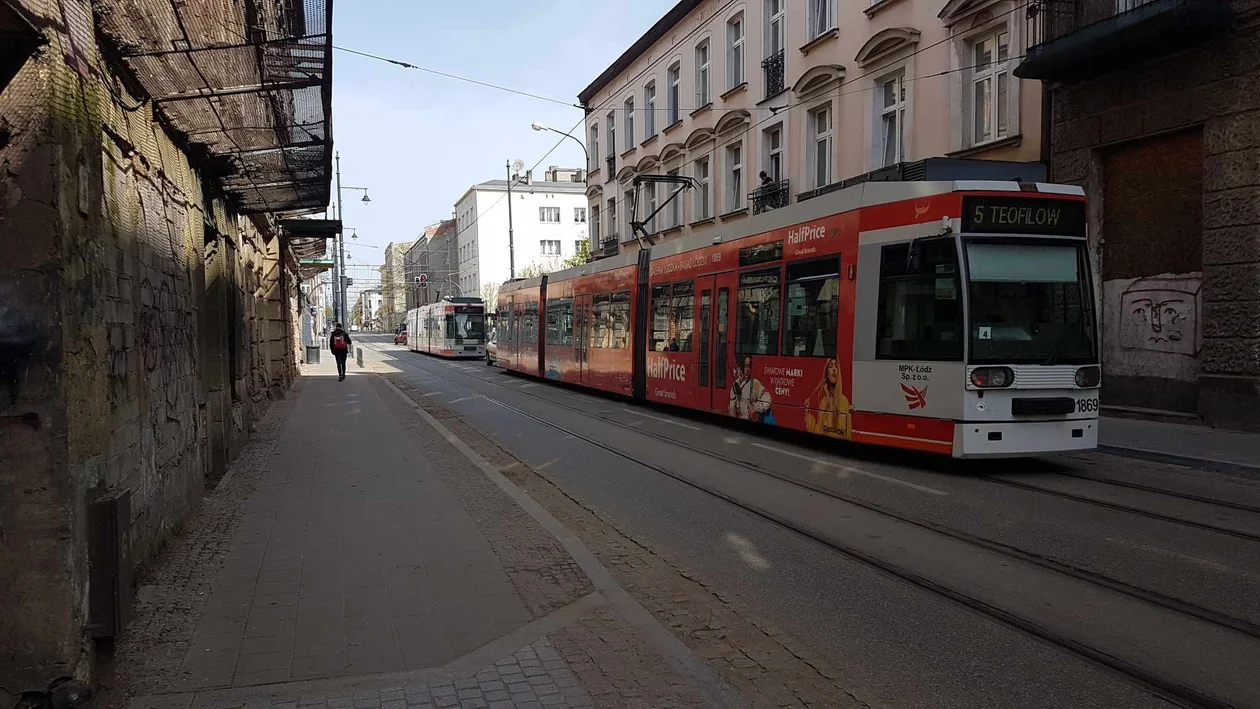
[954, 418, 1098, 458]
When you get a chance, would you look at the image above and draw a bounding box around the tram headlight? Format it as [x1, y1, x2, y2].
[1074, 366, 1101, 388]
[970, 367, 1014, 388]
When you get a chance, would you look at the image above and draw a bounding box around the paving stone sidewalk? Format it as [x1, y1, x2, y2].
[110, 359, 720, 709]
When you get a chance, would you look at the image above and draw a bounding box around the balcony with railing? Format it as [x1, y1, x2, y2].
[762, 50, 785, 101]
[1015, 0, 1233, 82]
[750, 180, 789, 215]
[591, 235, 620, 260]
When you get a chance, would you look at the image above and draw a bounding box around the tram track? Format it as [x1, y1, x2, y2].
[1042, 469, 1260, 516]
[980, 475, 1260, 544]
[368, 343, 1260, 708]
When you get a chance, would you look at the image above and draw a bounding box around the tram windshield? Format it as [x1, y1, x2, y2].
[965, 240, 1095, 365]
[446, 311, 485, 342]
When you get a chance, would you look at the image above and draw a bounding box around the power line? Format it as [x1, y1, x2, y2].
[334, 45, 582, 109]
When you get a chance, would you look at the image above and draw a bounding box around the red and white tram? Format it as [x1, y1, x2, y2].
[497, 175, 1099, 458]
[406, 297, 487, 359]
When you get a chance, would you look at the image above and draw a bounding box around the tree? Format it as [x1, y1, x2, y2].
[563, 240, 590, 268]
[481, 281, 500, 308]
[350, 301, 363, 327]
[516, 258, 563, 279]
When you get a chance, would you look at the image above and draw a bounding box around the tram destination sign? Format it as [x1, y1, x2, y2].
[962, 196, 1086, 237]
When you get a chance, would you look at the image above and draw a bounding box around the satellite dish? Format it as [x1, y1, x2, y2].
[512, 159, 525, 174]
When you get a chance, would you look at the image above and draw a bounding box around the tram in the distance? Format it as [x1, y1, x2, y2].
[496, 171, 1100, 459]
[406, 297, 487, 359]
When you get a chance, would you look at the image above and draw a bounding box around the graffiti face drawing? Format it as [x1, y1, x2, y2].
[1119, 277, 1200, 357]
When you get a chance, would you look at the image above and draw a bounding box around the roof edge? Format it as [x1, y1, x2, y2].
[577, 0, 704, 106]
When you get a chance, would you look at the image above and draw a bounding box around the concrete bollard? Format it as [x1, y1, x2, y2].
[356, 347, 364, 368]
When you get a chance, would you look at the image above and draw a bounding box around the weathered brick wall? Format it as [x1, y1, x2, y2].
[0, 0, 305, 691]
[1049, 7, 1260, 429]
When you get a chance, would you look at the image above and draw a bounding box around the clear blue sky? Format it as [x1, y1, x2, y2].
[331, 0, 675, 294]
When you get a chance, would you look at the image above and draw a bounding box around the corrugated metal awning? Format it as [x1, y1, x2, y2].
[98, 0, 333, 214]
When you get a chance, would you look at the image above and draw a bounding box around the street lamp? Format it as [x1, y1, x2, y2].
[333, 152, 371, 325]
[532, 121, 589, 165]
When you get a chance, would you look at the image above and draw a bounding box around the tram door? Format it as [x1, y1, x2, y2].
[574, 294, 592, 383]
[696, 272, 736, 411]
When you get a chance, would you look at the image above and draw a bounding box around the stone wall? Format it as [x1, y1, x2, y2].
[0, 0, 303, 692]
[1048, 6, 1260, 429]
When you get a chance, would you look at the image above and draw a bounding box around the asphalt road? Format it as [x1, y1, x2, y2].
[360, 337, 1260, 708]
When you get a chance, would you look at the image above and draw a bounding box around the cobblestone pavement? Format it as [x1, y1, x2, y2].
[383, 373, 867, 708]
[131, 637, 592, 709]
[110, 361, 727, 709]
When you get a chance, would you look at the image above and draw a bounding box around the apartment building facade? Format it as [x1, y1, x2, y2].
[579, 0, 1043, 259]
[452, 168, 589, 301]
[378, 240, 416, 331]
[1016, 0, 1254, 430]
[405, 220, 457, 309]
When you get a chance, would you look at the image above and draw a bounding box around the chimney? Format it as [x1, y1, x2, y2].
[525, 169, 534, 185]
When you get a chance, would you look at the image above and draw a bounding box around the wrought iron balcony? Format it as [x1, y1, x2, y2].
[590, 235, 619, 260]
[751, 180, 789, 215]
[605, 155, 616, 179]
[761, 50, 785, 100]
[1016, 0, 1233, 82]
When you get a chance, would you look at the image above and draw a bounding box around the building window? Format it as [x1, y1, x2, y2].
[764, 124, 783, 182]
[971, 31, 1011, 146]
[644, 81, 656, 138]
[541, 239, 561, 256]
[575, 240, 584, 255]
[876, 238, 962, 360]
[727, 14, 745, 89]
[539, 206, 560, 223]
[591, 204, 601, 242]
[624, 95, 635, 151]
[666, 168, 681, 228]
[590, 123, 599, 166]
[694, 156, 711, 220]
[696, 40, 711, 107]
[575, 207, 586, 223]
[623, 188, 635, 237]
[878, 73, 907, 167]
[607, 198, 617, 240]
[807, 0, 834, 40]
[766, 0, 785, 56]
[726, 142, 743, 212]
[667, 63, 681, 125]
[607, 111, 616, 160]
[646, 182, 658, 233]
[809, 105, 833, 188]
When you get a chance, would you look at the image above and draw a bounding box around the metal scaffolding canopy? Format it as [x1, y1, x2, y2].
[99, 0, 333, 214]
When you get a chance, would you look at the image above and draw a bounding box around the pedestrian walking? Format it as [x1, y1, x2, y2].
[329, 322, 352, 381]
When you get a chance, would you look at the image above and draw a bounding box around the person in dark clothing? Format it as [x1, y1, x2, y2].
[329, 322, 352, 381]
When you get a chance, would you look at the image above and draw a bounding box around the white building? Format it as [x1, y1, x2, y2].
[452, 166, 589, 299]
[358, 288, 384, 329]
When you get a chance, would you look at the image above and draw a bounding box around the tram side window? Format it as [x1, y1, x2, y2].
[591, 294, 611, 348]
[547, 297, 574, 346]
[784, 258, 840, 357]
[735, 268, 781, 356]
[504, 298, 515, 342]
[610, 290, 631, 348]
[876, 239, 962, 360]
[522, 302, 539, 345]
[671, 281, 694, 352]
[651, 285, 672, 351]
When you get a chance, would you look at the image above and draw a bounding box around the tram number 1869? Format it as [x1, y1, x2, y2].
[1076, 398, 1099, 413]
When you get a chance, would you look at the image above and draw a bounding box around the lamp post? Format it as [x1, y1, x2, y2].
[506, 160, 516, 280]
[531, 121, 589, 166]
[334, 151, 371, 325]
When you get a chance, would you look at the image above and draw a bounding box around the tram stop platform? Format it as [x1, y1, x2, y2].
[105, 353, 731, 709]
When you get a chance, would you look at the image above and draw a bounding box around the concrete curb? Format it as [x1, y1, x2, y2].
[1097, 444, 1260, 478]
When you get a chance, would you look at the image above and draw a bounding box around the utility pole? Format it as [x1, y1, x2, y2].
[505, 160, 516, 280]
[335, 152, 348, 325]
